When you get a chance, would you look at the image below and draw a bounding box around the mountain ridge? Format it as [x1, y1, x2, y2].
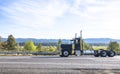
[2, 38, 120, 44]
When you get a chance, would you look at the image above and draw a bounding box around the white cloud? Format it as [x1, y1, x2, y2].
[1, 0, 69, 29]
[1, 0, 120, 39]
[67, 0, 120, 39]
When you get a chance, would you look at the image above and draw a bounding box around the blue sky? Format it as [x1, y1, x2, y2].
[0, 0, 120, 39]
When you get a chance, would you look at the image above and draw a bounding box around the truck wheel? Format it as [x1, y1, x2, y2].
[100, 50, 107, 57]
[75, 50, 81, 56]
[63, 50, 69, 57]
[108, 51, 115, 57]
[94, 50, 99, 57]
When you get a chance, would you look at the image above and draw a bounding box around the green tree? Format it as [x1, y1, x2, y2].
[107, 41, 119, 51]
[48, 46, 56, 52]
[7, 35, 17, 50]
[83, 42, 92, 50]
[24, 41, 36, 51]
[0, 36, 3, 49]
[1, 41, 7, 50]
[58, 39, 62, 44]
[36, 43, 43, 52]
[16, 43, 23, 51]
[57, 39, 62, 51]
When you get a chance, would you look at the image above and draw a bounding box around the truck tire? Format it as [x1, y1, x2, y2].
[100, 50, 107, 57]
[94, 50, 99, 57]
[62, 50, 69, 57]
[75, 50, 81, 56]
[108, 50, 115, 57]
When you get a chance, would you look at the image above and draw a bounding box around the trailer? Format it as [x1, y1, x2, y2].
[59, 32, 115, 57]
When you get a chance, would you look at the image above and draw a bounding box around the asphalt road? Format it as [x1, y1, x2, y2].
[0, 55, 120, 74]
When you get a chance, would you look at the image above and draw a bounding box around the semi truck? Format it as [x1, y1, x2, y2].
[59, 32, 115, 57]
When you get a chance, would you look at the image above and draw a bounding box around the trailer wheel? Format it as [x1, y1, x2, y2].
[62, 50, 69, 57]
[100, 50, 107, 57]
[108, 50, 115, 57]
[94, 50, 99, 57]
[75, 50, 81, 56]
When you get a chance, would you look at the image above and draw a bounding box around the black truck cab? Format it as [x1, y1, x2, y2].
[60, 37, 82, 57]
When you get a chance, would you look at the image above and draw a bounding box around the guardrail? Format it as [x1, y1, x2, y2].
[116, 52, 120, 55]
[0, 52, 60, 55]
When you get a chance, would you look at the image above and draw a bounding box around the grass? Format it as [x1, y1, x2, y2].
[92, 46, 107, 50]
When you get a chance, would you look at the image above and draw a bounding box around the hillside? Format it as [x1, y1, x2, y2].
[2, 38, 120, 44]
[84, 38, 120, 44]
